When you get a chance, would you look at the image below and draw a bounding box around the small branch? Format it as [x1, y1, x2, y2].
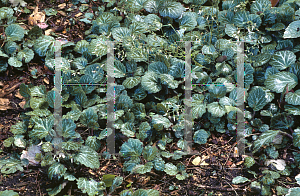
[280, 131, 293, 140]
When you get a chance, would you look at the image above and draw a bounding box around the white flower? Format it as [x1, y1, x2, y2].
[20, 145, 41, 166]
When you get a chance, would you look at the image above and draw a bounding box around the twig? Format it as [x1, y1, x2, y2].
[195, 184, 244, 192]
[222, 177, 239, 196]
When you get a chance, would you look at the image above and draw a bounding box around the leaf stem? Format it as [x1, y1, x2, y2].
[279, 131, 293, 140]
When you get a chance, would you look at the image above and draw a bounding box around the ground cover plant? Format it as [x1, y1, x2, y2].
[1, 0, 300, 195]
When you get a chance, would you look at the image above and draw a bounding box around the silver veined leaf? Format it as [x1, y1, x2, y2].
[283, 20, 300, 39]
[132, 162, 153, 174]
[45, 57, 70, 71]
[286, 90, 300, 105]
[123, 77, 141, 89]
[148, 61, 168, 74]
[232, 176, 250, 184]
[250, 0, 271, 14]
[8, 57, 22, 67]
[286, 187, 300, 196]
[85, 136, 101, 151]
[34, 36, 55, 57]
[207, 102, 226, 117]
[202, 44, 216, 55]
[5, 24, 25, 42]
[158, 0, 186, 19]
[130, 22, 148, 35]
[120, 138, 143, 158]
[74, 40, 89, 54]
[269, 51, 296, 70]
[74, 146, 100, 168]
[151, 114, 172, 129]
[133, 189, 148, 196]
[112, 27, 131, 41]
[144, 0, 159, 13]
[265, 23, 285, 31]
[253, 130, 280, 153]
[247, 87, 267, 111]
[121, 122, 135, 137]
[88, 37, 107, 58]
[48, 162, 67, 180]
[29, 116, 54, 139]
[159, 74, 178, 89]
[225, 24, 239, 38]
[17, 47, 34, 63]
[141, 71, 162, 93]
[144, 14, 162, 31]
[179, 12, 197, 31]
[76, 177, 106, 196]
[264, 72, 298, 93]
[193, 129, 210, 144]
[142, 146, 158, 161]
[85, 64, 104, 82]
[164, 163, 178, 176]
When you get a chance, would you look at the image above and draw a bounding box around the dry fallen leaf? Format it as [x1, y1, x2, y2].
[15, 89, 23, 99]
[45, 29, 54, 36]
[28, 5, 45, 26]
[19, 100, 26, 109]
[44, 78, 49, 84]
[0, 98, 12, 110]
[192, 155, 209, 166]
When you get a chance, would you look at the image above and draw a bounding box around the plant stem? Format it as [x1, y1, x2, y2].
[279, 131, 293, 140]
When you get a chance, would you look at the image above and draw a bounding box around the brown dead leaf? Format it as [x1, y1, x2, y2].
[58, 11, 67, 16]
[19, 100, 26, 109]
[15, 89, 23, 99]
[75, 12, 83, 17]
[28, 5, 45, 26]
[0, 98, 12, 110]
[45, 29, 54, 36]
[44, 78, 49, 84]
[236, 160, 244, 166]
[58, 3, 66, 9]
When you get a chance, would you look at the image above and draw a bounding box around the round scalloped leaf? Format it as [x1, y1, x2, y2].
[264, 72, 298, 93]
[179, 12, 197, 31]
[143, 146, 158, 161]
[61, 118, 76, 138]
[209, 85, 227, 98]
[120, 138, 143, 158]
[152, 114, 172, 129]
[5, 24, 25, 42]
[232, 176, 250, 184]
[160, 74, 178, 89]
[244, 156, 255, 168]
[130, 22, 148, 35]
[85, 64, 104, 82]
[0, 7, 14, 19]
[34, 36, 55, 57]
[76, 177, 105, 196]
[283, 21, 300, 39]
[144, 14, 162, 31]
[144, 0, 159, 13]
[225, 24, 238, 38]
[269, 51, 296, 70]
[193, 129, 210, 145]
[158, 0, 185, 19]
[141, 71, 162, 93]
[192, 103, 206, 119]
[132, 162, 153, 174]
[88, 37, 107, 58]
[74, 40, 89, 54]
[8, 57, 22, 67]
[265, 23, 285, 31]
[148, 61, 168, 75]
[74, 146, 100, 168]
[17, 48, 34, 63]
[286, 90, 300, 105]
[121, 122, 135, 137]
[202, 44, 216, 55]
[5, 41, 19, 55]
[79, 75, 95, 94]
[253, 53, 272, 67]
[48, 162, 67, 180]
[285, 105, 300, 115]
[85, 136, 101, 151]
[29, 116, 54, 139]
[45, 57, 70, 71]
[247, 88, 267, 111]
[133, 87, 147, 101]
[112, 27, 131, 41]
[207, 102, 226, 117]
[123, 77, 141, 89]
[164, 163, 178, 176]
[250, 0, 271, 14]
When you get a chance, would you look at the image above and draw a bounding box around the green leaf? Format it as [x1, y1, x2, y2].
[0, 190, 19, 196]
[286, 187, 300, 196]
[48, 162, 67, 180]
[151, 114, 172, 129]
[207, 102, 226, 117]
[120, 138, 143, 159]
[264, 72, 298, 93]
[153, 157, 165, 171]
[5, 24, 25, 42]
[225, 24, 238, 38]
[17, 47, 34, 63]
[269, 51, 296, 71]
[293, 128, 300, 148]
[102, 174, 116, 187]
[141, 71, 162, 93]
[80, 108, 99, 129]
[193, 129, 210, 145]
[34, 36, 56, 57]
[8, 57, 22, 67]
[0, 156, 23, 174]
[112, 27, 131, 41]
[85, 136, 101, 151]
[10, 122, 27, 135]
[158, 1, 185, 19]
[244, 156, 255, 168]
[148, 61, 168, 75]
[142, 146, 158, 161]
[132, 162, 153, 174]
[121, 122, 135, 137]
[88, 37, 107, 58]
[247, 87, 267, 111]
[74, 146, 100, 169]
[45, 57, 70, 71]
[85, 64, 104, 83]
[62, 118, 76, 138]
[133, 189, 148, 196]
[286, 90, 300, 105]
[250, 0, 271, 14]
[209, 85, 227, 98]
[76, 177, 106, 196]
[109, 176, 123, 194]
[164, 163, 178, 176]
[253, 130, 280, 153]
[232, 176, 250, 184]
[179, 12, 197, 31]
[123, 77, 141, 89]
[283, 21, 300, 39]
[29, 116, 54, 139]
[14, 135, 26, 148]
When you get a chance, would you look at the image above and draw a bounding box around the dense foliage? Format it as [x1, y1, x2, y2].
[1, 0, 300, 195]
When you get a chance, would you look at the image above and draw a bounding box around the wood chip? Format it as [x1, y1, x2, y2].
[43, 78, 49, 84]
[45, 29, 54, 36]
[58, 3, 66, 9]
[19, 100, 26, 109]
[28, 5, 45, 26]
[75, 12, 82, 17]
[15, 89, 23, 99]
[236, 160, 244, 166]
[58, 11, 66, 16]
[0, 98, 12, 110]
